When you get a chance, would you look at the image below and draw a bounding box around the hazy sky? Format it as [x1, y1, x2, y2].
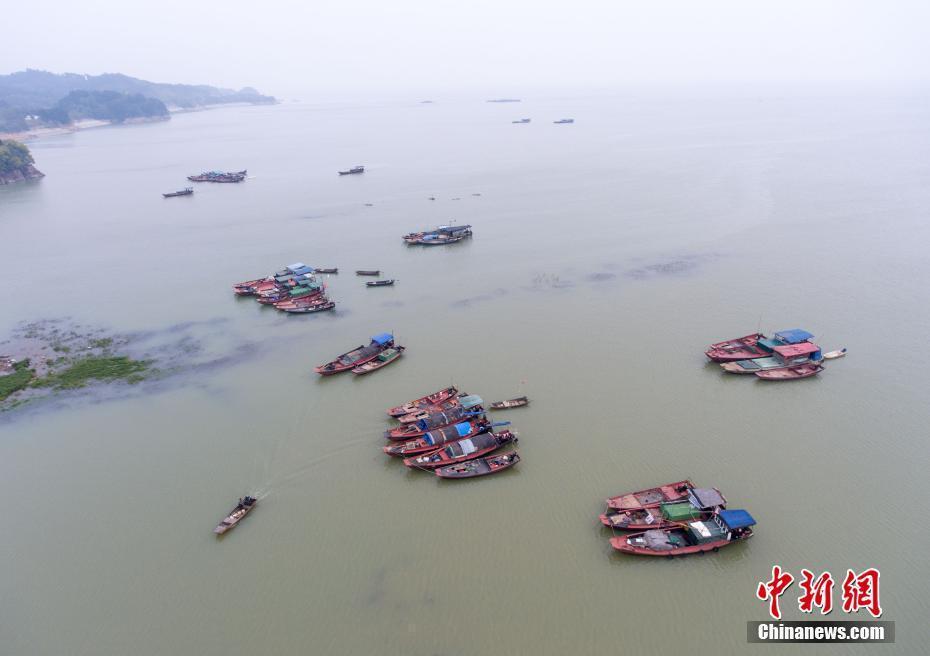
[2, 1, 927, 99]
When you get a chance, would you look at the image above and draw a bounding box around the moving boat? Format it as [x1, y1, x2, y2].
[403, 430, 517, 469]
[163, 187, 193, 198]
[385, 406, 487, 441]
[356, 270, 380, 276]
[383, 419, 492, 457]
[609, 509, 756, 557]
[214, 496, 257, 534]
[366, 279, 395, 287]
[705, 329, 814, 363]
[387, 386, 460, 417]
[435, 452, 521, 478]
[720, 342, 822, 374]
[352, 346, 405, 374]
[314, 333, 394, 375]
[490, 396, 529, 410]
[553, 118, 574, 124]
[403, 225, 472, 245]
[338, 166, 365, 175]
[605, 480, 694, 511]
[396, 394, 482, 424]
[755, 363, 824, 380]
[512, 118, 531, 124]
[600, 487, 726, 531]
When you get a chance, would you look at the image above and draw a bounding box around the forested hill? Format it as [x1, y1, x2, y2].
[0, 70, 275, 132]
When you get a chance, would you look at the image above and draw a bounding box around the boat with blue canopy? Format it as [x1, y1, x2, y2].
[314, 333, 394, 375]
[705, 328, 815, 362]
[610, 509, 756, 557]
[383, 419, 492, 456]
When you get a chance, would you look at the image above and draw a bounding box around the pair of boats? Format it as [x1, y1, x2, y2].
[382, 386, 522, 478]
[163, 187, 193, 198]
[707, 328, 846, 380]
[403, 225, 473, 245]
[338, 166, 364, 175]
[314, 333, 404, 375]
[188, 170, 247, 183]
[600, 480, 756, 556]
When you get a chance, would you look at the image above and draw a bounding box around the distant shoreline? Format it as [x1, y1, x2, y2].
[0, 102, 271, 142]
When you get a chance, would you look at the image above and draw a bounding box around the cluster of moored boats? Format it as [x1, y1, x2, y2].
[314, 332, 404, 375]
[402, 224, 472, 245]
[233, 262, 337, 314]
[382, 386, 527, 478]
[705, 328, 847, 380]
[600, 480, 756, 557]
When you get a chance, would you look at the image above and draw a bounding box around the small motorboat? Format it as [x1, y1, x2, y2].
[609, 509, 756, 557]
[163, 187, 194, 198]
[386, 386, 460, 417]
[366, 279, 395, 287]
[403, 430, 517, 469]
[605, 480, 694, 511]
[823, 348, 847, 360]
[553, 118, 575, 124]
[282, 301, 336, 314]
[352, 346, 405, 374]
[314, 333, 394, 375]
[600, 487, 726, 531]
[512, 118, 531, 124]
[435, 452, 520, 478]
[314, 268, 338, 274]
[356, 270, 380, 276]
[755, 363, 824, 380]
[338, 166, 365, 175]
[214, 496, 257, 534]
[489, 396, 529, 410]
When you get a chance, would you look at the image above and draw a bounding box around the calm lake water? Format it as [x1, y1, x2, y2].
[2, 90, 929, 655]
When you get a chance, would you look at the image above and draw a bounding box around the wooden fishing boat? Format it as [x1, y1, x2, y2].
[314, 333, 394, 375]
[385, 406, 486, 441]
[315, 268, 338, 274]
[403, 430, 516, 469]
[600, 488, 726, 531]
[705, 329, 814, 362]
[605, 480, 694, 511]
[281, 300, 336, 314]
[383, 420, 491, 456]
[366, 279, 395, 287]
[272, 290, 324, 309]
[755, 363, 824, 380]
[435, 452, 520, 478]
[720, 342, 822, 374]
[233, 277, 270, 295]
[214, 496, 257, 534]
[489, 396, 529, 410]
[396, 394, 482, 424]
[404, 225, 472, 245]
[356, 270, 380, 276]
[163, 187, 194, 198]
[352, 346, 405, 374]
[338, 166, 365, 175]
[609, 509, 756, 557]
[387, 386, 461, 417]
[823, 348, 847, 359]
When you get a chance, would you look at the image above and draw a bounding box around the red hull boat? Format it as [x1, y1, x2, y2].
[385, 411, 486, 441]
[396, 396, 463, 424]
[609, 510, 756, 557]
[704, 333, 767, 362]
[435, 452, 520, 478]
[233, 278, 270, 295]
[314, 333, 394, 376]
[600, 487, 726, 531]
[605, 480, 694, 511]
[383, 420, 491, 456]
[755, 363, 824, 380]
[386, 386, 460, 417]
[403, 430, 516, 469]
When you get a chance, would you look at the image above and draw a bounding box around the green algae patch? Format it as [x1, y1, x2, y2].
[34, 355, 152, 391]
[0, 360, 36, 401]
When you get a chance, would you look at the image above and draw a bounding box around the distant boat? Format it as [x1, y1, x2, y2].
[356, 269, 380, 276]
[338, 166, 365, 175]
[553, 118, 574, 124]
[163, 187, 193, 198]
[214, 496, 257, 534]
[314, 268, 338, 274]
[489, 396, 529, 410]
[188, 170, 246, 183]
[366, 279, 395, 287]
[512, 118, 531, 124]
[487, 99, 521, 103]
